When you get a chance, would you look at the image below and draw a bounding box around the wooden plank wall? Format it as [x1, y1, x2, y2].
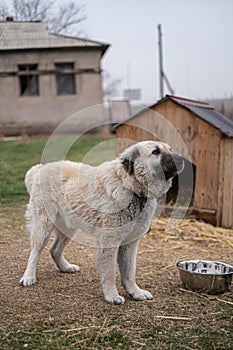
[115, 109, 158, 155]
[153, 101, 222, 212]
[116, 107, 191, 159]
[219, 137, 233, 227]
[116, 100, 223, 216]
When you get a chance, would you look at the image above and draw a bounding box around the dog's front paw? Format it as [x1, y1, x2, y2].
[60, 263, 80, 273]
[130, 288, 153, 301]
[20, 276, 37, 286]
[104, 294, 125, 305]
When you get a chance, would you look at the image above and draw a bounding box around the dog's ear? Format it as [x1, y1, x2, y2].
[121, 147, 140, 175]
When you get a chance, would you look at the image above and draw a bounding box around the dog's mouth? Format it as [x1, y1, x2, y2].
[161, 153, 184, 180]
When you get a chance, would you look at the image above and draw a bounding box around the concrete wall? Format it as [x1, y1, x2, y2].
[0, 48, 105, 135]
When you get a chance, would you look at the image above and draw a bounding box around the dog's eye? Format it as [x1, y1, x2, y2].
[152, 148, 161, 155]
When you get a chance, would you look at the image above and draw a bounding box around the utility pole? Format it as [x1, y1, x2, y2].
[158, 24, 164, 99]
[157, 24, 175, 99]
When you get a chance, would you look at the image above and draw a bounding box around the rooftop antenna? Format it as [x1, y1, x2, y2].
[157, 24, 175, 98]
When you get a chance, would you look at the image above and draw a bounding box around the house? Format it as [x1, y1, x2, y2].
[115, 95, 233, 228]
[0, 17, 109, 135]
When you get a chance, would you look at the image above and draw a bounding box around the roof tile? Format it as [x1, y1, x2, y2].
[0, 21, 109, 52]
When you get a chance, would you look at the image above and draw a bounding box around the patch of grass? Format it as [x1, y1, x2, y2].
[0, 136, 114, 205]
[1, 303, 233, 350]
[67, 137, 116, 165]
[140, 303, 233, 350]
[0, 138, 47, 204]
[0, 138, 47, 203]
[0, 324, 132, 350]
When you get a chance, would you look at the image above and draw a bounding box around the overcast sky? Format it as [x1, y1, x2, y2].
[77, 0, 233, 104]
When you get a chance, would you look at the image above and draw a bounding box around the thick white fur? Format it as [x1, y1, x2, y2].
[20, 141, 183, 304]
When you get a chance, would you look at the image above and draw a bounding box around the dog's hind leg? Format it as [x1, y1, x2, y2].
[50, 227, 80, 273]
[118, 240, 153, 301]
[20, 206, 54, 286]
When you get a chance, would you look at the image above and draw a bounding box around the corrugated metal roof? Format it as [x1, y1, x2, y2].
[163, 95, 233, 137]
[0, 21, 109, 53]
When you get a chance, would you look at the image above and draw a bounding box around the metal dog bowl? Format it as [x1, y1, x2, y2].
[177, 260, 233, 294]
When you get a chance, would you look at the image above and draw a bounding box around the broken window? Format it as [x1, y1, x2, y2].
[55, 63, 76, 95]
[18, 64, 39, 96]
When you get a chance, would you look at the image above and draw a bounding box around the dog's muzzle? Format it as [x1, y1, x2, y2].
[161, 153, 184, 180]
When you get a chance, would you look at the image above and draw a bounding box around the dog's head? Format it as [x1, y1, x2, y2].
[120, 141, 184, 198]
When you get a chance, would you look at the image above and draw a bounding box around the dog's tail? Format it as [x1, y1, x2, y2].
[25, 164, 42, 195]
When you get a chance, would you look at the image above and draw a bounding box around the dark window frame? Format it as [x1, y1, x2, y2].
[18, 64, 39, 96]
[55, 62, 76, 95]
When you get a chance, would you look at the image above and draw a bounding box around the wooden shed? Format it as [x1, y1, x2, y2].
[115, 95, 233, 228]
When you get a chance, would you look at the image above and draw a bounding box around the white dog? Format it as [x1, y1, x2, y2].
[20, 141, 184, 304]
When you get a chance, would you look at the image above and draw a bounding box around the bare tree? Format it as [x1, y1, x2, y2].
[0, 0, 86, 35]
[48, 1, 86, 35]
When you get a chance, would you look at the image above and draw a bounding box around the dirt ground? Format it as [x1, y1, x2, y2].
[0, 204, 233, 349]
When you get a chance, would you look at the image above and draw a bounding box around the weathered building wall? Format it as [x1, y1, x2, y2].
[0, 48, 104, 135]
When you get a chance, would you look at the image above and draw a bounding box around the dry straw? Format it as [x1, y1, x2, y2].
[150, 218, 233, 248]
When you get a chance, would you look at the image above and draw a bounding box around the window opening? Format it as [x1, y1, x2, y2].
[55, 63, 76, 95]
[18, 64, 39, 96]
